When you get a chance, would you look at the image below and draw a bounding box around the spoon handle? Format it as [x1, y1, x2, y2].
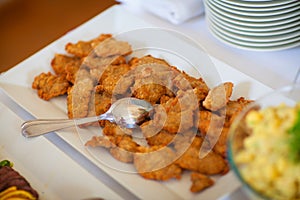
[21, 115, 109, 138]
[21, 118, 77, 137]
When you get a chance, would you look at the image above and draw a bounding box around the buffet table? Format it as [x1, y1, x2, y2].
[0, 4, 299, 200]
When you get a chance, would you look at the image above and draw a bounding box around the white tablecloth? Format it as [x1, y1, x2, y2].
[119, 4, 300, 89]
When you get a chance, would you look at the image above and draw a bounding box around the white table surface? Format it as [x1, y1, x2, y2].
[0, 4, 299, 200]
[119, 3, 300, 89]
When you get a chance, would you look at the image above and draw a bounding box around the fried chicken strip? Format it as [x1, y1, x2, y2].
[51, 53, 81, 76]
[93, 38, 132, 57]
[203, 82, 233, 111]
[67, 69, 94, 118]
[65, 34, 112, 57]
[134, 146, 182, 181]
[190, 172, 214, 193]
[175, 136, 228, 175]
[32, 72, 70, 100]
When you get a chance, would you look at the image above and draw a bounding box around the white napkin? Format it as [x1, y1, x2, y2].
[117, 0, 205, 24]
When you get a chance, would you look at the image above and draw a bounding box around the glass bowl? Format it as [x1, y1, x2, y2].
[228, 84, 300, 200]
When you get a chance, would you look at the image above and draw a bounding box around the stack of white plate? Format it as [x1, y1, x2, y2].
[204, 0, 300, 51]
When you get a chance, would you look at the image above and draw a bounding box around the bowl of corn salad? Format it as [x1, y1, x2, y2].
[228, 84, 300, 200]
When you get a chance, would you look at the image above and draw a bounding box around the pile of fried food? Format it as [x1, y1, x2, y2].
[32, 33, 252, 193]
[0, 160, 39, 200]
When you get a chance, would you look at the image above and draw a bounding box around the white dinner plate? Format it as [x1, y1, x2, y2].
[208, 22, 300, 51]
[0, 101, 122, 200]
[218, 0, 297, 8]
[210, 0, 300, 17]
[206, 0, 300, 23]
[205, 2, 300, 28]
[208, 18, 300, 45]
[214, 0, 300, 12]
[207, 11, 300, 33]
[0, 5, 273, 200]
[207, 16, 300, 37]
[209, 17, 300, 43]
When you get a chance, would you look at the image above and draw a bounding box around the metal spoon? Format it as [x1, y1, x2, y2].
[21, 97, 153, 138]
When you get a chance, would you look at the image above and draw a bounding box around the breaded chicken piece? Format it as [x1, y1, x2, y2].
[211, 98, 252, 157]
[197, 98, 252, 157]
[140, 104, 167, 138]
[110, 147, 134, 163]
[190, 172, 214, 193]
[173, 71, 209, 94]
[65, 34, 112, 57]
[113, 74, 135, 96]
[129, 56, 173, 80]
[156, 97, 181, 133]
[133, 83, 166, 104]
[211, 127, 230, 157]
[51, 54, 81, 76]
[137, 163, 182, 181]
[83, 90, 112, 127]
[145, 129, 175, 147]
[86, 134, 139, 163]
[203, 82, 233, 111]
[90, 61, 130, 80]
[132, 73, 167, 104]
[223, 97, 253, 127]
[88, 91, 111, 117]
[96, 64, 132, 95]
[128, 55, 197, 104]
[129, 55, 170, 68]
[85, 135, 116, 148]
[65, 61, 81, 84]
[129, 58, 172, 103]
[83, 55, 126, 69]
[164, 109, 195, 134]
[197, 110, 224, 135]
[110, 135, 140, 163]
[156, 90, 198, 134]
[102, 121, 132, 137]
[93, 38, 132, 57]
[67, 69, 95, 118]
[175, 136, 228, 175]
[134, 146, 182, 181]
[32, 72, 70, 100]
[193, 86, 209, 104]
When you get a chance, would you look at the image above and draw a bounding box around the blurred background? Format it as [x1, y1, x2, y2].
[0, 0, 116, 73]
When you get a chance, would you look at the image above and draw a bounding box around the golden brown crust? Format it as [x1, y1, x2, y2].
[145, 129, 175, 146]
[32, 72, 70, 100]
[65, 34, 112, 57]
[93, 38, 132, 57]
[85, 135, 116, 148]
[65, 59, 82, 84]
[175, 136, 229, 175]
[133, 147, 182, 181]
[51, 54, 81, 76]
[203, 82, 233, 111]
[197, 110, 224, 135]
[67, 69, 95, 118]
[83, 55, 126, 69]
[97, 64, 132, 95]
[190, 172, 214, 193]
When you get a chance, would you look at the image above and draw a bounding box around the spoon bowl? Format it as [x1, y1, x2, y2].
[21, 98, 153, 138]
